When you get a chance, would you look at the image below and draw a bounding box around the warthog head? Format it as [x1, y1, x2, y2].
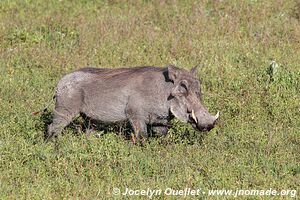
[168, 65, 219, 132]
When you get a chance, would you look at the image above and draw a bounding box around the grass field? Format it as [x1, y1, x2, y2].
[0, 0, 299, 199]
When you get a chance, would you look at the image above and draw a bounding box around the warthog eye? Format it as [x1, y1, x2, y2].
[172, 80, 189, 96]
[180, 82, 188, 91]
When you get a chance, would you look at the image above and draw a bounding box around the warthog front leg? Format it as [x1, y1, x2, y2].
[125, 98, 149, 144]
[129, 119, 148, 144]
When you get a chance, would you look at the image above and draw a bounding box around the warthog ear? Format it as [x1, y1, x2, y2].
[167, 65, 178, 82]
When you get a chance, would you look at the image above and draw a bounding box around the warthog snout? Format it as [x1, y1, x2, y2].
[190, 110, 220, 132]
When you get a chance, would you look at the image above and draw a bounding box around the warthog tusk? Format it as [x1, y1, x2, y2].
[215, 111, 220, 120]
[191, 109, 198, 123]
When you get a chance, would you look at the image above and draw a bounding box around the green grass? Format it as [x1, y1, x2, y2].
[0, 0, 299, 199]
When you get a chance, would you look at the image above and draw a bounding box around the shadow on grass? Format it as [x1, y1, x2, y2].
[39, 109, 53, 135]
[38, 110, 205, 145]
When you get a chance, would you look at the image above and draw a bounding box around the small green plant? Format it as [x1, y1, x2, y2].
[267, 60, 279, 83]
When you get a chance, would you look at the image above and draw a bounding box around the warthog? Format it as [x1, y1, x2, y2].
[46, 65, 219, 143]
